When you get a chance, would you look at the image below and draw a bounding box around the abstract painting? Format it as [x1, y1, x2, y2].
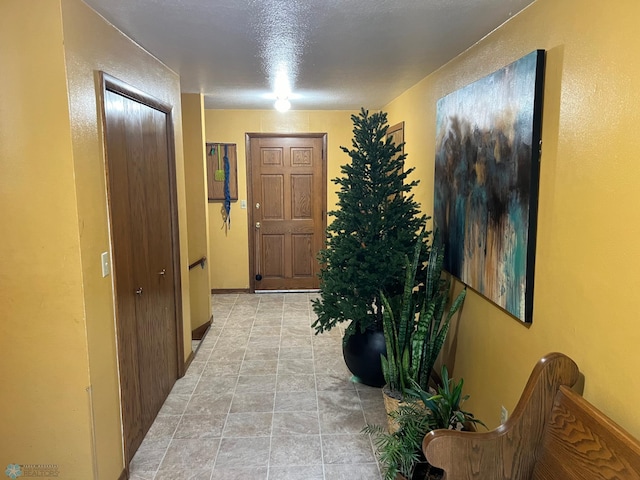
[434, 50, 545, 323]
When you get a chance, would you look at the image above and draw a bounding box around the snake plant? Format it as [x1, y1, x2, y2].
[364, 366, 485, 480]
[380, 229, 466, 396]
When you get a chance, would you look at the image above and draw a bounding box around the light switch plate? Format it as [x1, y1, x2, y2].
[101, 251, 110, 277]
[240, 199, 247, 209]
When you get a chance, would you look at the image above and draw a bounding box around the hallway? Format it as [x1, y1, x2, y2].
[129, 293, 387, 479]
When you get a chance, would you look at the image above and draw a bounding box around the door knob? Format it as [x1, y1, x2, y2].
[255, 222, 261, 229]
[135, 287, 143, 295]
[157, 269, 166, 276]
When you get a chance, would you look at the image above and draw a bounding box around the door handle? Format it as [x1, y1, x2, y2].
[157, 269, 166, 276]
[255, 222, 261, 229]
[135, 287, 143, 295]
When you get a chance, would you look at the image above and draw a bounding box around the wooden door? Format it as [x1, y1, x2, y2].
[101, 74, 183, 463]
[248, 134, 327, 291]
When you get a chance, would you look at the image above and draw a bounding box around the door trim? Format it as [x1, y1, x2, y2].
[245, 133, 327, 293]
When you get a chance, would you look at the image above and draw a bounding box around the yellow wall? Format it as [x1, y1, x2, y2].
[1, 1, 195, 478]
[182, 93, 213, 331]
[0, 2, 94, 478]
[204, 110, 356, 289]
[386, 0, 640, 437]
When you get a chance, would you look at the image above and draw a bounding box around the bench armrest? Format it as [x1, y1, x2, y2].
[423, 352, 579, 479]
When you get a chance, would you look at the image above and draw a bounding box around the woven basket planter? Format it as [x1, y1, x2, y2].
[382, 386, 428, 433]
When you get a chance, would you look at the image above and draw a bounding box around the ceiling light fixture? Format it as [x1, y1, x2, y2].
[252, 0, 309, 111]
[274, 97, 291, 112]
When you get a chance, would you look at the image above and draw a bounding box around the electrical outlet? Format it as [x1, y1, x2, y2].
[500, 405, 509, 424]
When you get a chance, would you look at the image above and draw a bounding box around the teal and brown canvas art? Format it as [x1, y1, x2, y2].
[434, 50, 545, 323]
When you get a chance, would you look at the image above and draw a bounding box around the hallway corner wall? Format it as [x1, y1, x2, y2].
[182, 93, 213, 332]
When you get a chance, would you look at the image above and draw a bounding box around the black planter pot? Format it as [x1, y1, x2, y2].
[396, 463, 444, 480]
[342, 327, 386, 387]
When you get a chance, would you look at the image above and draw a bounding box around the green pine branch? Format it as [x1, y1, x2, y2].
[312, 108, 428, 338]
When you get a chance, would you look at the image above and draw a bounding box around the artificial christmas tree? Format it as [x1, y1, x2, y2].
[312, 109, 428, 384]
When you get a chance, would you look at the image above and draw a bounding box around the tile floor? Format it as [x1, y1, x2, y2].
[129, 292, 387, 480]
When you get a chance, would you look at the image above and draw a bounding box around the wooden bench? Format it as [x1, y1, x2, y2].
[422, 352, 640, 479]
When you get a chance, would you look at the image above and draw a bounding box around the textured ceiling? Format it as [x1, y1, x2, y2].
[83, 0, 535, 110]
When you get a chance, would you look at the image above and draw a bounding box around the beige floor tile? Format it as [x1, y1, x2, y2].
[269, 434, 323, 466]
[258, 293, 285, 303]
[143, 415, 180, 440]
[193, 375, 237, 395]
[208, 348, 246, 362]
[128, 472, 155, 480]
[159, 438, 219, 469]
[233, 294, 260, 304]
[257, 306, 285, 315]
[170, 373, 201, 395]
[231, 304, 259, 314]
[154, 466, 213, 480]
[280, 335, 312, 348]
[269, 465, 324, 479]
[272, 411, 320, 435]
[230, 390, 275, 413]
[210, 466, 268, 480]
[278, 358, 315, 375]
[314, 356, 352, 376]
[276, 374, 316, 392]
[184, 392, 233, 416]
[243, 346, 280, 361]
[130, 438, 170, 473]
[315, 374, 357, 391]
[319, 409, 367, 434]
[321, 434, 377, 464]
[223, 412, 273, 437]
[253, 316, 285, 326]
[240, 359, 278, 375]
[323, 463, 381, 479]
[158, 393, 191, 416]
[201, 361, 242, 377]
[285, 308, 312, 316]
[235, 374, 277, 393]
[134, 293, 382, 480]
[274, 391, 318, 412]
[174, 414, 227, 438]
[280, 323, 313, 335]
[247, 335, 282, 349]
[280, 345, 313, 359]
[251, 325, 283, 336]
[283, 293, 311, 303]
[317, 389, 362, 410]
[215, 437, 271, 468]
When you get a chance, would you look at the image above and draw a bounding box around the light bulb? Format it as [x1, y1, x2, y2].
[274, 97, 291, 112]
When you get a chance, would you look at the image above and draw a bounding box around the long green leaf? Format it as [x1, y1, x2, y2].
[397, 229, 424, 352]
[400, 346, 410, 392]
[381, 292, 400, 390]
[412, 297, 436, 388]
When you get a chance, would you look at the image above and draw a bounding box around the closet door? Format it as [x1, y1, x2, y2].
[101, 74, 183, 462]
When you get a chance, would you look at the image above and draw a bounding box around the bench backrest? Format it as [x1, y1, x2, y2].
[423, 353, 640, 479]
[532, 385, 640, 480]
